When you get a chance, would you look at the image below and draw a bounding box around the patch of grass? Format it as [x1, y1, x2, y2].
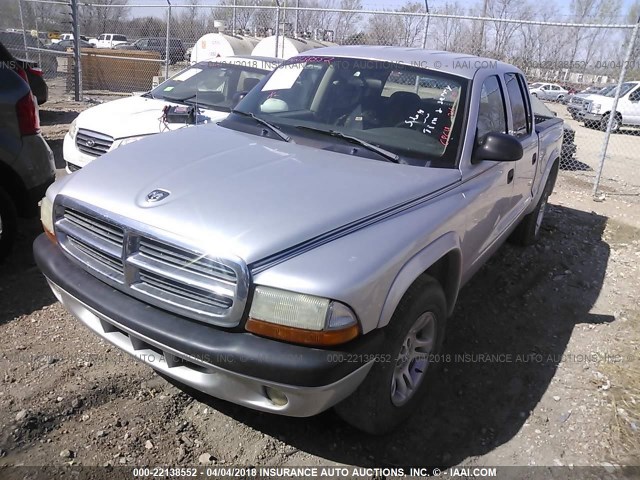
[601, 310, 640, 464]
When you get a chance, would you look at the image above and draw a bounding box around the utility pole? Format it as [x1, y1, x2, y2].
[478, 0, 488, 56]
[421, 0, 430, 49]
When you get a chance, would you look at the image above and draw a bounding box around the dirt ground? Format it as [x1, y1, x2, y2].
[0, 98, 639, 474]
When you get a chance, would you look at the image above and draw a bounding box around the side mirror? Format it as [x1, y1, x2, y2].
[472, 132, 523, 164]
[232, 91, 248, 107]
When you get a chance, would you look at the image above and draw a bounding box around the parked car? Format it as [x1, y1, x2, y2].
[94, 33, 128, 49]
[36, 46, 564, 434]
[0, 30, 57, 77]
[581, 81, 640, 132]
[0, 42, 55, 259]
[115, 37, 185, 64]
[63, 56, 281, 172]
[47, 38, 94, 51]
[529, 82, 569, 102]
[52, 33, 90, 44]
[567, 85, 615, 120]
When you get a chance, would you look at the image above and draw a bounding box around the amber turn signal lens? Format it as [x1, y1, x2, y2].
[246, 318, 359, 346]
[44, 227, 58, 244]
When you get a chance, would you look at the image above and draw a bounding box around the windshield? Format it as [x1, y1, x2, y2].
[150, 60, 271, 111]
[598, 85, 615, 95]
[529, 83, 542, 88]
[230, 57, 468, 166]
[605, 82, 638, 98]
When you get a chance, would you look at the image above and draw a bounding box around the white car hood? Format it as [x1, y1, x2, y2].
[75, 95, 230, 140]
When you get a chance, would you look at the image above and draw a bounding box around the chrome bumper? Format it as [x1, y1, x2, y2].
[47, 280, 374, 417]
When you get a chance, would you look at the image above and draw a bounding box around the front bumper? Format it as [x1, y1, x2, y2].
[582, 112, 603, 122]
[34, 235, 381, 416]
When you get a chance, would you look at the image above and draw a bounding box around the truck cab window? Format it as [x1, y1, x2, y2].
[477, 75, 506, 140]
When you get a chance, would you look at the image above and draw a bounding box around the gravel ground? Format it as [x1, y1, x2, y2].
[0, 99, 638, 473]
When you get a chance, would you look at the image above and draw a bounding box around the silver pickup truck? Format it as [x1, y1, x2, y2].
[35, 46, 563, 434]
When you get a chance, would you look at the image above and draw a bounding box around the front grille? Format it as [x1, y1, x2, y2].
[76, 129, 114, 157]
[55, 201, 246, 326]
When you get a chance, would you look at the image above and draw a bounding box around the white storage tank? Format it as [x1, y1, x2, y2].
[190, 33, 260, 63]
[251, 36, 334, 60]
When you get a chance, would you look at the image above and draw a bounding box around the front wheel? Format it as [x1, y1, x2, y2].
[334, 275, 447, 434]
[600, 113, 621, 133]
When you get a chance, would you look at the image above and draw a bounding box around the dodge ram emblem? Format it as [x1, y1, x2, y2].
[146, 189, 170, 202]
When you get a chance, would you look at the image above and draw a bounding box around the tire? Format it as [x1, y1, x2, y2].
[509, 164, 557, 246]
[0, 186, 18, 261]
[600, 113, 621, 133]
[334, 275, 447, 434]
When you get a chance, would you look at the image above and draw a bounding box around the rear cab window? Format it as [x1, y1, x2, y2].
[504, 73, 532, 137]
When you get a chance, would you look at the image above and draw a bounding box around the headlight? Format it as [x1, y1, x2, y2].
[246, 286, 360, 346]
[68, 119, 78, 140]
[118, 135, 148, 147]
[40, 195, 56, 242]
[592, 103, 601, 113]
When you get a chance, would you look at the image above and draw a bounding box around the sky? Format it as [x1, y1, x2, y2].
[117, 0, 640, 22]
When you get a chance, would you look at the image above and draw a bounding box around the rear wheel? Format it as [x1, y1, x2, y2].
[510, 163, 557, 246]
[334, 275, 447, 434]
[0, 186, 18, 261]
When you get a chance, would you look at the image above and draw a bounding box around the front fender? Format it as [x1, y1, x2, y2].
[378, 232, 462, 328]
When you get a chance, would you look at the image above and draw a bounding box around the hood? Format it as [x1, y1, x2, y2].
[58, 125, 461, 265]
[75, 96, 230, 140]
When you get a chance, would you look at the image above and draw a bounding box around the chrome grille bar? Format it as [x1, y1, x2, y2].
[54, 199, 247, 327]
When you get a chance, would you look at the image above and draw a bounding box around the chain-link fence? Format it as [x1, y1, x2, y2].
[3, 0, 640, 198]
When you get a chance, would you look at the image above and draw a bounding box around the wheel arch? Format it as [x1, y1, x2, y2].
[378, 232, 462, 328]
[0, 161, 30, 217]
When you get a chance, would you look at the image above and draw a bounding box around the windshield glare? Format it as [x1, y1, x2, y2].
[233, 57, 467, 165]
[150, 61, 271, 110]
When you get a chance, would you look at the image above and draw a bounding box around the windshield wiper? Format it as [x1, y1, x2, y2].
[295, 125, 399, 163]
[232, 109, 291, 142]
[162, 93, 197, 103]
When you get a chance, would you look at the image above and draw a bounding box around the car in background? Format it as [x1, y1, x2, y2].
[582, 81, 640, 132]
[47, 38, 94, 51]
[567, 85, 615, 120]
[0, 30, 57, 77]
[94, 34, 128, 49]
[0, 42, 55, 259]
[115, 37, 185, 64]
[63, 56, 282, 172]
[529, 82, 569, 102]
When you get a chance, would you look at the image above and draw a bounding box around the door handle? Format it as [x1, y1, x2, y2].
[532, 153, 537, 165]
[507, 169, 514, 184]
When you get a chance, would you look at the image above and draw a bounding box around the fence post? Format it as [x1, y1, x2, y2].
[274, 0, 281, 58]
[592, 17, 640, 198]
[18, 0, 29, 61]
[421, 0, 429, 49]
[70, 0, 82, 101]
[165, 0, 171, 80]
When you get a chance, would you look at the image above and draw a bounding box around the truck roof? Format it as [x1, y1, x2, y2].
[300, 45, 519, 80]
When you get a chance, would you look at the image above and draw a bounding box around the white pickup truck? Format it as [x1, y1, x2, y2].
[582, 81, 640, 132]
[93, 34, 128, 49]
[36, 46, 564, 434]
